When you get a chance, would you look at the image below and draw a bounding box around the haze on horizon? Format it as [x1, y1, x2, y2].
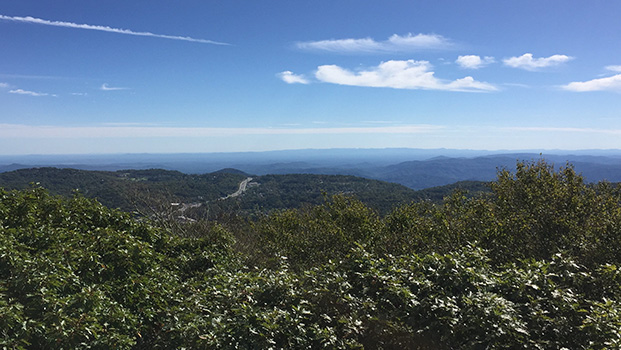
[1, 1, 621, 155]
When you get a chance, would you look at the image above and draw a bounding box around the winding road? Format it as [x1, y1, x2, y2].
[221, 177, 253, 200]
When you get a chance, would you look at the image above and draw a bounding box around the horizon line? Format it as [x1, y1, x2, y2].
[2, 147, 621, 158]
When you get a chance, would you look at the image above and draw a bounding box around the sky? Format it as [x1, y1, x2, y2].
[1, 0, 621, 155]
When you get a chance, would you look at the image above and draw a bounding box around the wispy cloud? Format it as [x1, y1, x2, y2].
[100, 83, 128, 91]
[9, 88, 54, 97]
[278, 71, 309, 84]
[0, 124, 443, 138]
[362, 120, 402, 124]
[502, 83, 531, 89]
[503, 53, 573, 71]
[296, 33, 452, 54]
[503, 126, 621, 135]
[313, 60, 497, 92]
[455, 55, 495, 69]
[71, 92, 88, 96]
[0, 73, 70, 80]
[3, 82, 55, 96]
[605, 65, 621, 73]
[562, 74, 621, 92]
[100, 122, 160, 127]
[0, 14, 229, 45]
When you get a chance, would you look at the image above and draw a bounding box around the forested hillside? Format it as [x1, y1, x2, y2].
[0, 167, 468, 216]
[232, 174, 433, 215]
[0, 167, 247, 211]
[1, 160, 620, 349]
[5, 151, 621, 190]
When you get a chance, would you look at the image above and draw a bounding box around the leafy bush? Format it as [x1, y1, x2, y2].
[374, 160, 621, 267]
[2, 160, 621, 348]
[251, 195, 381, 270]
[0, 187, 233, 349]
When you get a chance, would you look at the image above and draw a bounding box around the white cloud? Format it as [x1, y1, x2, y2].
[314, 60, 497, 92]
[0, 73, 68, 80]
[605, 65, 621, 73]
[296, 33, 452, 53]
[386, 33, 451, 49]
[0, 82, 9, 89]
[9, 88, 52, 96]
[0, 123, 442, 138]
[101, 83, 128, 91]
[503, 126, 621, 135]
[503, 53, 573, 71]
[562, 74, 621, 92]
[455, 55, 495, 69]
[278, 71, 309, 84]
[502, 82, 531, 88]
[0, 14, 228, 45]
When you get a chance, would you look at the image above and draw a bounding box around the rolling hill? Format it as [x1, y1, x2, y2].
[0, 167, 474, 217]
[3, 150, 621, 190]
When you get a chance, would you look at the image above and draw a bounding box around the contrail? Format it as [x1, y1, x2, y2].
[0, 14, 229, 45]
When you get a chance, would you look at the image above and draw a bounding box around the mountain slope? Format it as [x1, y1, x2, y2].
[0, 167, 246, 211]
[0, 167, 445, 217]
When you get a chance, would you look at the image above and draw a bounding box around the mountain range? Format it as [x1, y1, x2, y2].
[0, 167, 481, 217]
[2, 149, 621, 190]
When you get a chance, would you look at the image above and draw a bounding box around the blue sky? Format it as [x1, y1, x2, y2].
[1, 0, 621, 155]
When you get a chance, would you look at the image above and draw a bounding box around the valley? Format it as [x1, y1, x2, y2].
[3, 149, 621, 190]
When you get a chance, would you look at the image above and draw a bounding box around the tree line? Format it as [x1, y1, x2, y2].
[1, 160, 620, 348]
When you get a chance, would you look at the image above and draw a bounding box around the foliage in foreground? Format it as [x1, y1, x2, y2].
[1, 160, 621, 349]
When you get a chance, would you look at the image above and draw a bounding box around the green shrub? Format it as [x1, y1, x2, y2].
[2, 159, 621, 349]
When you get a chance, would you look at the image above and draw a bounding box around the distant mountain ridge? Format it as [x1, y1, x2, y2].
[2, 149, 621, 189]
[0, 167, 450, 216]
